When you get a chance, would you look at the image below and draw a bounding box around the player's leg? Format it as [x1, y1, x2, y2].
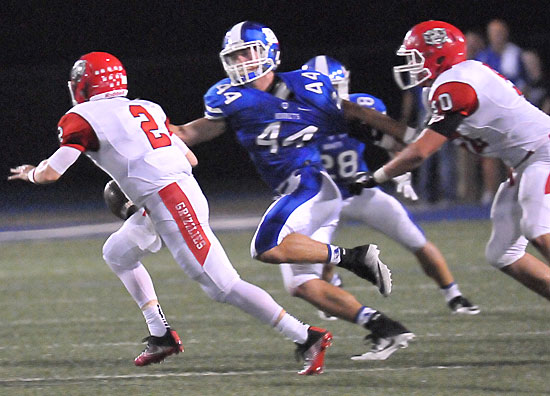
[102, 210, 182, 365]
[146, 178, 333, 374]
[503, 160, 550, 299]
[252, 169, 391, 294]
[485, 174, 550, 299]
[342, 188, 479, 313]
[519, 159, 550, 264]
[531, 233, 550, 263]
[281, 260, 414, 360]
[499, 254, 550, 299]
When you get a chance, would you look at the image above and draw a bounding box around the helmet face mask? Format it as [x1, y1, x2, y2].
[301, 55, 350, 99]
[68, 52, 128, 106]
[220, 21, 280, 86]
[393, 21, 466, 90]
[393, 47, 432, 90]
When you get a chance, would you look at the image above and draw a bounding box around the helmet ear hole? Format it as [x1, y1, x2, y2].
[436, 56, 445, 65]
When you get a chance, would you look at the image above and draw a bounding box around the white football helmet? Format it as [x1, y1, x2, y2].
[302, 55, 350, 99]
[220, 21, 281, 86]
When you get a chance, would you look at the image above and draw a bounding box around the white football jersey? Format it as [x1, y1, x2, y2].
[59, 97, 192, 205]
[428, 60, 550, 168]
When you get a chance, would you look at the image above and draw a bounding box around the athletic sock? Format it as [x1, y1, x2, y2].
[142, 303, 170, 337]
[440, 282, 461, 303]
[355, 306, 377, 327]
[326, 244, 343, 265]
[275, 312, 309, 344]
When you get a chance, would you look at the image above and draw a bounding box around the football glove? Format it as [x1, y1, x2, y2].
[392, 172, 418, 201]
[348, 171, 378, 195]
[103, 180, 138, 220]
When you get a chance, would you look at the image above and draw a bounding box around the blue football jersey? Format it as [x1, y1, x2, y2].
[319, 93, 387, 199]
[203, 70, 346, 191]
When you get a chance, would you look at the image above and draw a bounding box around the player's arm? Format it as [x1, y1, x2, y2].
[355, 81, 476, 187]
[9, 112, 99, 184]
[8, 146, 81, 184]
[169, 117, 226, 147]
[342, 99, 418, 144]
[377, 129, 448, 180]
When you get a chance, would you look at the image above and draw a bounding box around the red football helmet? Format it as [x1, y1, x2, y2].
[393, 21, 466, 90]
[68, 52, 128, 106]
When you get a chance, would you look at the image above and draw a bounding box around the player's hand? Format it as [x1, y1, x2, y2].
[348, 171, 378, 195]
[8, 165, 35, 182]
[393, 172, 418, 201]
[103, 180, 138, 220]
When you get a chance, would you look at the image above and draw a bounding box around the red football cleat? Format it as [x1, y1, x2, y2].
[295, 326, 333, 375]
[134, 328, 184, 366]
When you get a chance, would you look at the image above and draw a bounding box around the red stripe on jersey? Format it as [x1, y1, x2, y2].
[58, 113, 100, 152]
[432, 81, 479, 116]
[545, 172, 550, 194]
[158, 182, 211, 265]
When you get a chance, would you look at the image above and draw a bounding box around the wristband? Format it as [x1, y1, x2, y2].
[373, 167, 390, 184]
[27, 168, 38, 184]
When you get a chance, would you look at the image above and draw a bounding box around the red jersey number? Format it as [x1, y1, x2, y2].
[129, 105, 171, 149]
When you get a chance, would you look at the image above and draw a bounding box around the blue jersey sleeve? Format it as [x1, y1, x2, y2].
[203, 78, 234, 120]
[349, 93, 386, 113]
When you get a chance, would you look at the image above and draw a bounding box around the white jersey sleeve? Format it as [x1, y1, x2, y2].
[427, 60, 550, 168]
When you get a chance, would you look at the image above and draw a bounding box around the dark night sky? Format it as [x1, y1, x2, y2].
[2, 0, 549, 212]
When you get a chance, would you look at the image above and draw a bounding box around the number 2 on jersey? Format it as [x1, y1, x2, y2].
[129, 105, 171, 149]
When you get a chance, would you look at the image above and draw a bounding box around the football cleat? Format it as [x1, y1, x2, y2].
[342, 245, 392, 296]
[351, 312, 414, 361]
[134, 328, 184, 366]
[448, 295, 480, 315]
[295, 326, 333, 375]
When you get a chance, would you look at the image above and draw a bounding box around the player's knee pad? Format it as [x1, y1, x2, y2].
[485, 240, 525, 269]
[199, 283, 227, 302]
[102, 233, 141, 272]
[195, 272, 238, 303]
[102, 234, 124, 267]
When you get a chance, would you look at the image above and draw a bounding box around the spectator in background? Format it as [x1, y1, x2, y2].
[466, 29, 486, 60]
[521, 49, 550, 114]
[474, 19, 523, 205]
[476, 19, 525, 86]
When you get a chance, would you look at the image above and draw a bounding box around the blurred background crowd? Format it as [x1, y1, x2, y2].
[2, 2, 550, 215]
[400, 18, 550, 207]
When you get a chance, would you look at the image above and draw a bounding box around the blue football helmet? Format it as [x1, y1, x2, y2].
[220, 21, 281, 86]
[302, 55, 350, 99]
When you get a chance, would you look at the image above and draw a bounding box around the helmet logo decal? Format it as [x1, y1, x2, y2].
[262, 27, 278, 44]
[423, 28, 448, 48]
[70, 60, 87, 83]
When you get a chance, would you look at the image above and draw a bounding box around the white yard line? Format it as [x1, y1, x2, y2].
[0, 360, 546, 384]
[0, 216, 261, 243]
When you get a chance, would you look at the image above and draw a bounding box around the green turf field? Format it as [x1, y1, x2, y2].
[1, 220, 549, 395]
